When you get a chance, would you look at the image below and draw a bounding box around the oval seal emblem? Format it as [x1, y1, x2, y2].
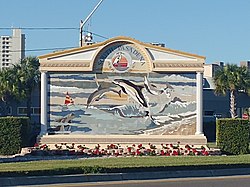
[111, 51, 132, 72]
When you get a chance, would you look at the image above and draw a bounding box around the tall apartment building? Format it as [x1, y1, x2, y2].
[240, 61, 250, 72]
[0, 29, 25, 70]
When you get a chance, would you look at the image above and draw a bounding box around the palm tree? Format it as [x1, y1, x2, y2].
[213, 64, 250, 118]
[13, 56, 40, 118]
[0, 68, 20, 116]
[0, 56, 40, 117]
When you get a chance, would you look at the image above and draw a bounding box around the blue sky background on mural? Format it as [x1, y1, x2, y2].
[1, 0, 250, 64]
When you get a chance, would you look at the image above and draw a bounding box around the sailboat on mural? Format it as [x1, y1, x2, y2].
[61, 92, 75, 111]
[64, 92, 74, 106]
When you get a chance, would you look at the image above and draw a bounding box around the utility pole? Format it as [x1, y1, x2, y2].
[79, 0, 104, 47]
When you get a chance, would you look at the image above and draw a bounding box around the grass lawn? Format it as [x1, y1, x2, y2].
[0, 155, 250, 177]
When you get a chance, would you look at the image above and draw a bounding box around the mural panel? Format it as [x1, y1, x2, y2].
[48, 72, 196, 135]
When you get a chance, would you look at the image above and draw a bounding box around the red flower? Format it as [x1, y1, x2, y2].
[202, 150, 209, 156]
[93, 149, 100, 155]
[204, 151, 209, 156]
[192, 148, 197, 153]
[160, 150, 165, 155]
[173, 150, 178, 156]
[136, 149, 141, 155]
[127, 147, 132, 152]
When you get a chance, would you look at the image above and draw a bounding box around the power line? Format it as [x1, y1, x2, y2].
[0, 27, 109, 52]
[0, 27, 109, 39]
[0, 27, 79, 30]
[88, 32, 108, 39]
[9, 46, 78, 53]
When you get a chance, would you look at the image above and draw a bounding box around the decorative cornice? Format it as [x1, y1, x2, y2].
[154, 63, 203, 68]
[40, 63, 90, 67]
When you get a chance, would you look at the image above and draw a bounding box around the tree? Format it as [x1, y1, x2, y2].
[13, 56, 40, 118]
[213, 64, 250, 118]
[0, 67, 23, 116]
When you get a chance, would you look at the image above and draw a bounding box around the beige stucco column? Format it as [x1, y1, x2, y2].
[196, 71, 203, 135]
[40, 71, 48, 135]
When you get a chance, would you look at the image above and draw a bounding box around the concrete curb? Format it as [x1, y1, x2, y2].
[1, 168, 250, 186]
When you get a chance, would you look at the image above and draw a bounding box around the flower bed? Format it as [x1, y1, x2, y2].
[31, 142, 220, 157]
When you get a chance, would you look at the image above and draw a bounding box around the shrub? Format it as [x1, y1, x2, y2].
[0, 117, 30, 155]
[216, 118, 250, 155]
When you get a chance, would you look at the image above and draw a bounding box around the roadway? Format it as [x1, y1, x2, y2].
[28, 175, 250, 187]
[2, 168, 250, 186]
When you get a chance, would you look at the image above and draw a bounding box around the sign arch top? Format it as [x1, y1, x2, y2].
[39, 36, 205, 73]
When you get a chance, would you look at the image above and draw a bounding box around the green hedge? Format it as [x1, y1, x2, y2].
[0, 117, 30, 155]
[216, 118, 250, 155]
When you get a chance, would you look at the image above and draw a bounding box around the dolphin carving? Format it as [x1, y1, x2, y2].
[144, 76, 163, 95]
[112, 79, 148, 108]
[87, 85, 121, 108]
[144, 76, 173, 95]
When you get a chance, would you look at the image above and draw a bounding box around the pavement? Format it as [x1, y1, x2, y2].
[0, 154, 93, 163]
[1, 167, 250, 186]
[0, 153, 250, 186]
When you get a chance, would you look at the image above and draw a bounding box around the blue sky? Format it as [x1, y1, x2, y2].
[1, 0, 250, 64]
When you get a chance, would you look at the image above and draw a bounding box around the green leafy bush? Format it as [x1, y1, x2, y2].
[0, 117, 30, 155]
[216, 119, 250, 155]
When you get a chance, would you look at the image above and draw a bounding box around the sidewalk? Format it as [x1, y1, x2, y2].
[1, 168, 250, 186]
[0, 154, 93, 163]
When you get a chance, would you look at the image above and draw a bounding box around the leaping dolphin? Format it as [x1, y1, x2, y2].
[87, 85, 121, 108]
[144, 76, 163, 95]
[112, 79, 148, 108]
[144, 76, 173, 95]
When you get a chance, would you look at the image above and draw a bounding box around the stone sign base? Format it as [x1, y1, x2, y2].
[38, 134, 207, 148]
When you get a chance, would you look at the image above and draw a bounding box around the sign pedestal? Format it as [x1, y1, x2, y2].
[39, 134, 207, 148]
